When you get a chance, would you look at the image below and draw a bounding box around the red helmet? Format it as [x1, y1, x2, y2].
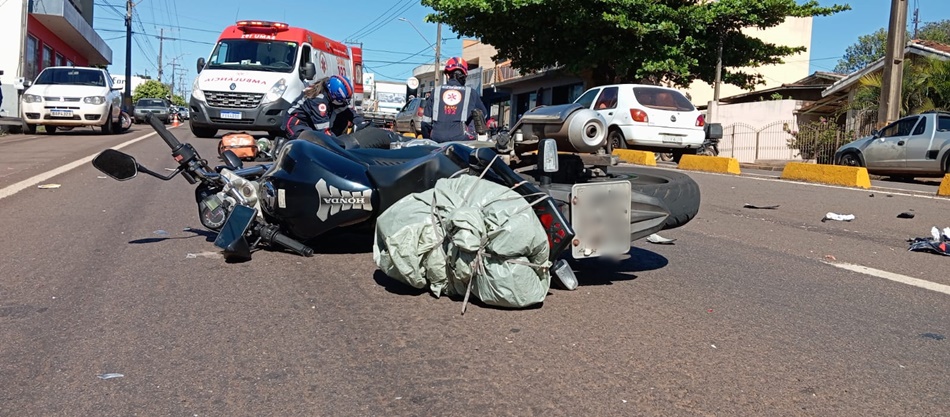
[443, 57, 468, 75]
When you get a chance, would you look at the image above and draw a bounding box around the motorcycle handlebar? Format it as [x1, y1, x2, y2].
[272, 231, 314, 257]
[145, 113, 182, 150]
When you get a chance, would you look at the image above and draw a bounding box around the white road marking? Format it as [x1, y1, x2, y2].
[824, 261, 950, 296]
[639, 164, 945, 200]
[0, 131, 159, 201]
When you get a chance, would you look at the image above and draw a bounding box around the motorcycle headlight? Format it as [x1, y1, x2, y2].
[83, 96, 106, 104]
[23, 94, 43, 103]
[192, 78, 205, 101]
[262, 78, 287, 104]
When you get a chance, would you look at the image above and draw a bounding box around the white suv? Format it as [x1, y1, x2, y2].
[21, 66, 123, 134]
[574, 84, 705, 160]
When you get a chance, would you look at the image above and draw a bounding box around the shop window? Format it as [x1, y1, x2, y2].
[42, 45, 53, 71]
[66, 59, 73, 67]
[25, 35, 38, 81]
[56, 53, 65, 67]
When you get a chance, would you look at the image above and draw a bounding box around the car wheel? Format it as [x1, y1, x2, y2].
[607, 129, 625, 152]
[839, 151, 862, 167]
[44, 125, 57, 135]
[102, 108, 115, 135]
[656, 152, 674, 162]
[25, 124, 37, 134]
[190, 124, 218, 138]
[410, 121, 418, 137]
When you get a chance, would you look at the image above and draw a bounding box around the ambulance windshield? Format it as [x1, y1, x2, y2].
[207, 39, 299, 73]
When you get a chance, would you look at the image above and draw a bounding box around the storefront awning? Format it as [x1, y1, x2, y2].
[31, 0, 112, 65]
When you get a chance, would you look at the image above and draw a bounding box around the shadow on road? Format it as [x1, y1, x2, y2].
[372, 270, 547, 311]
[308, 230, 375, 254]
[568, 246, 669, 286]
[128, 228, 217, 245]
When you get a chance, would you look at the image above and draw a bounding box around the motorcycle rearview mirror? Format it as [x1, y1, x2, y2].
[221, 150, 244, 170]
[93, 149, 139, 181]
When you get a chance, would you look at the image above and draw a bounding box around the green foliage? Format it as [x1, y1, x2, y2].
[834, 20, 950, 74]
[170, 94, 186, 107]
[421, 0, 850, 87]
[783, 118, 847, 164]
[850, 56, 950, 117]
[132, 80, 171, 103]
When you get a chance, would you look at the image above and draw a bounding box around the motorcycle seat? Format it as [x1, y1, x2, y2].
[297, 129, 439, 167]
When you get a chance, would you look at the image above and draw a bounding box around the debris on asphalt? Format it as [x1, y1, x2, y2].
[186, 251, 222, 259]
[743, 203, 780, 210]
[97, 176, 108, 179]
[920, 333, 946, 341]
[153, 230, 169, 236]
[824, 255, 837, 261]
[887, 195, 894, 198]
[822, 213, 855, 222]
[646, 234, 676, 244]
[869, 193, 874, 197]
[37, 184, 61, 189]
[907, 227, 950, 256]
[97, 373, 124, 380]
[164, 168, 176, 171]
[897, 212, 916, 219]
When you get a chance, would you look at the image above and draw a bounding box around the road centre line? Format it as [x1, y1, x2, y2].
[0, 131, 159, 201]
[824, 261, 950, 296]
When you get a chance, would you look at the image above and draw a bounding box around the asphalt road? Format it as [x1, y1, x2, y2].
[1, 125, 948, 416]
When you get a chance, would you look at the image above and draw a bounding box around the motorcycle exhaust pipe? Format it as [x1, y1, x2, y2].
[513, 104, 607, 153]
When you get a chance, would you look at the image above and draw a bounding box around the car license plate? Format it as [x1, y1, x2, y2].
[220, 111, 242, 120]
[660, 134, 683, 144]
[570, 181, 632, 259]
[50, 110, 73, 118]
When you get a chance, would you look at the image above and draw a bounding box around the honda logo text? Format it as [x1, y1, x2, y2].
[315, 179, 373, 221]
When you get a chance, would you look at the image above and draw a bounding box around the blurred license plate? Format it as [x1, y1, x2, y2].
[50, 110, 73, 117]
[570, 181, 631, 259]
[660, 134, 683, 144]
[221, 111, 242, 120]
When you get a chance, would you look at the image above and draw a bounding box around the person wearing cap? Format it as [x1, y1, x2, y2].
[421, 57, 488, 143]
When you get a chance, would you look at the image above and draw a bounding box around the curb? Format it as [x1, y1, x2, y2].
[612, 149, 656, 166]
[938, 174, 950, 197]
[677, 154, 741, 175]
[779, 162, 871, 189]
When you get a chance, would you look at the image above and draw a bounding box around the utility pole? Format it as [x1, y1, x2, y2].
[878, 0, 909, 126]
[710, 34, 724, 122]
[168, 59, 179, 98]
[157, 28, 164, 83]
[913, 7, 920, 39]
[433, 22, 442, 90]
[124, 0, 133, 111]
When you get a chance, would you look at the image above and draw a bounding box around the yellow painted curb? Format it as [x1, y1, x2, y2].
[779, 162, 871, 189]
[677, 154, 741, 175]
[612, 149, 656, 166]
[938, 174, 950, 197]
[401, 132, 418, 138]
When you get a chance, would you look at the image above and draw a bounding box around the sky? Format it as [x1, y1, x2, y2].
[90, 0, 950, 96]
[808, 0, 950, 73]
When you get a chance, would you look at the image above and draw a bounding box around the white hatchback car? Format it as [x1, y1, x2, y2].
[21, 66, 123, 134]
[573, 84, 705, 159]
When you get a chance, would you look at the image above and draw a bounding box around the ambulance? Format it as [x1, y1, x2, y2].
[189, 20, 363, 138]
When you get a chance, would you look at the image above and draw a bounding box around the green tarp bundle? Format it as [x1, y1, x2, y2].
[373, 175, 552, 310]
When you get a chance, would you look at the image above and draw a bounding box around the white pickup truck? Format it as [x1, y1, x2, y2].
[20, 66, 124, 135]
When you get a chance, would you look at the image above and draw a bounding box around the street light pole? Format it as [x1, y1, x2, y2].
[398, 18, 441, 91]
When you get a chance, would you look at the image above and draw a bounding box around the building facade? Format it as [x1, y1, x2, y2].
[0, 0, 112, 122]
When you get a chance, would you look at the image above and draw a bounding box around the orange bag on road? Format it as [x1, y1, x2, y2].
[218, 132, 258, 160]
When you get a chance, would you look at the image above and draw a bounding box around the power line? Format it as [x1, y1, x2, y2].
[364, 60, 432, 65]
[348, 0, 416, 41]
[344, 0, 407, 41]
[97, 16, 220, 33]
[97, 28, 215, 45]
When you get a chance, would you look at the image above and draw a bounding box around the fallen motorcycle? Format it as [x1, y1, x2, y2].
[92, 107, 700, 285]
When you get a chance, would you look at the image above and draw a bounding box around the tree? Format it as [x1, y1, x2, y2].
[132, 79, 171, 103]
[421, 0, 849, 88]
[850, 56, 950, 117]
[833, 19, 950, 74]
[170, 94, 186, 107]
[833, 28, 888, 74]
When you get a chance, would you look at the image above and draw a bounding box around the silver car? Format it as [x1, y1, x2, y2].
[394, 97, 426, 136]
[835, 111, 950, 177]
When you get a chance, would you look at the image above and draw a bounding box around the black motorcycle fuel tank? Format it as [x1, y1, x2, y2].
[259, 139, 375, 241]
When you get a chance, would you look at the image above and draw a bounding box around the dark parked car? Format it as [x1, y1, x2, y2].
[133, 98, 171, 124]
